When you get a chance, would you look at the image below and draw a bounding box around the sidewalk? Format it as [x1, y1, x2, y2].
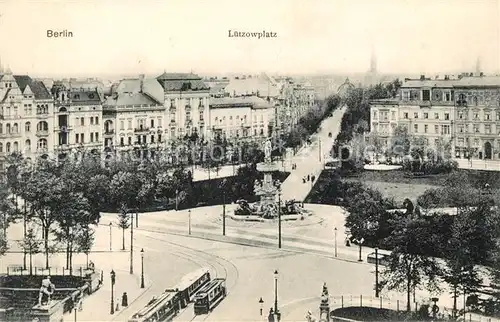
[455, 159, 500, 171]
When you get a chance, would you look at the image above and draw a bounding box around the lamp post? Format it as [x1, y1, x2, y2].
[275, 181, 282, 249]
[259, 297, 264, 316]
[274, 270, 280, 321]
[357, 238, 364, 262]
[130, 212, 134, 274]
[109, 223, 112, 251]
[222, 179, 227, 236]
[140, 248, 145, 289]
[188, 209, 191, 235]
[334, 227, 338, 257]
[175, 189, 179, 211]
[375, 247, 379, 298]
[110, 270, 116, 315]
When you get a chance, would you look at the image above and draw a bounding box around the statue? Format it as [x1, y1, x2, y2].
[263, 139, 272, 162]
[38, 276, 55, 306]
[254, 179, 261, 190]
[320, 282, 329, 305]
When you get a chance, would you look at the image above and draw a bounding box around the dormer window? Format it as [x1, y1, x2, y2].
[88, 93, 95, 99]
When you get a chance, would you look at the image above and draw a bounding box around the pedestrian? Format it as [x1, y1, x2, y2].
[122, 292, 128, 307]
[268, 308, 275, 322]
[116, 299, 120, 311]
[311, 175, 316, 182]
[77, 292, 83, 311]
[307, 174, 310, 181]
[302, 177, 306, 184]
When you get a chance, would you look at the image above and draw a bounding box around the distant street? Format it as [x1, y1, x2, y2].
[280, 106, 346, 201]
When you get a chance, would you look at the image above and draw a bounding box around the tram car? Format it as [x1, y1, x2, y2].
[193, 278, 227, 315]
[169, 267, 211, 308]
[128, 268, 211, 322]
[128, 291, 180, 322]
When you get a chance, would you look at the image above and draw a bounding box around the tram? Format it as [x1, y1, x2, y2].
[170, 267, 211, 308]
[128, 268, 211, 322]
[193, 278, 227, 315]
[128, 291, 179, 322]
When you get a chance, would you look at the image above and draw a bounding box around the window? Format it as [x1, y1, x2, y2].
[485, 112, 491, 121]
[6, 142, 10, 153]
[75, 134, 79, 143]
[25, 122, 31, 132]
[12, 123, 18, 133]
[474, 125, 480, 133]
[474, 138, 479, 146]
[442, 125, 450, 135]
[402, 91, 410, 100]
[485, 125, 491, 134]
[414, 112, 418, 119]
[170, 99, 175, 107]
[423, 113, 428, 119]
[128, 137, 132, 145]
[37, 139, 47, 149]
[90, 133, 94, 142]
[445, 113, 449, 120]
[473, 96, 478, 106]
[434, 139, 439, 146]
[458, 138, 464, 146]
[95, 132, 99, 142]
[151, 135, 155, 143]
[151, 119, 155, 128]
[403, 112, 408, 119]
[458, 112, 464, 119]
[373, 111, 378, 119]
[434, 125, 439, 133]
[81, 118, 84, 126]
[90, 117, 94, 125]
[128, 120, 132, 129]
[25, 139, 31, 152]
[459, 125, 464, 133]
[445, 92, 451, 102]
[414, 124, 418, 133]
[158, 134, 162, 142]
[120, 120, 124, 130]
[81, 133, 85, 143]
[434, 113, 439, 119]
[120, 137, 124, 146]
[95, 117, 99, 125]
[424, 124, 428, 133]
[200, 111, 204, 121]
[391, 111, 396, 120]
[422, 90, 430, 101]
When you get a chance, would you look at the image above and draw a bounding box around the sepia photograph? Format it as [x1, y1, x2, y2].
[0, 0, 499, 321]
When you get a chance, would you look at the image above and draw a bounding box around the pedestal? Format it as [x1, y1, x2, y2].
[31, 300, 65, 322]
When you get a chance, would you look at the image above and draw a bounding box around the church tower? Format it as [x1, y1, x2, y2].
[370, 47, 377, 74]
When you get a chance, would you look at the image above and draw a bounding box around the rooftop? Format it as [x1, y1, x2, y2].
[225, 74, 279, 97]
[210, 96, 274, 109]
[13, 75, 52, 100]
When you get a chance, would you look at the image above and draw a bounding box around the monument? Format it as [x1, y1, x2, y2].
[254, 139, 281, 218]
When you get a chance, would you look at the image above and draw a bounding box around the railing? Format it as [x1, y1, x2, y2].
[5, 265, 95, 278]
[104, 130, 115, 135]
[134, 127, 150, 133]
[36, 130, 49, 137]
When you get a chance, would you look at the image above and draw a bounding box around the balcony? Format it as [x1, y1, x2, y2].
[104, 130, 115, 137]
[4, 131, 21, 138]
[134, 127, 150, 133]
[36, 113, 50, 119]
[54, 126, 72, 132]
[36, 130, 50, 137]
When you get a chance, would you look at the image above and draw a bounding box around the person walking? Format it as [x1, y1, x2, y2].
[122, 292, 128, 307]
[311, 175, 316, 182]
[307, 174, 310, 181]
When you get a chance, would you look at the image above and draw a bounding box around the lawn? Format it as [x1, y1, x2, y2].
[345, 178, 438, 204]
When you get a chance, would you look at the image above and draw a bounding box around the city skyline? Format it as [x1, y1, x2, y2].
[0, 0, 498, 77]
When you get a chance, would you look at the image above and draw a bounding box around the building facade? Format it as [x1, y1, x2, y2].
[370, 74, 500, 160]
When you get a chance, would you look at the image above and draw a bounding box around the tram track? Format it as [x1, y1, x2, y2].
[138, 231, 240, 321]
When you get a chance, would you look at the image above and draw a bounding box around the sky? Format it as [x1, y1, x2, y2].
[0, 0, 499, 77]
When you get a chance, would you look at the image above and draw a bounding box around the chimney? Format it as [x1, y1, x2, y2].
[444, 75, 449, 80]
[470, 72, 474, 77]
[420, 75, 425, 80]
[139, 74, 145, 93]
[480, 72, 484, 77]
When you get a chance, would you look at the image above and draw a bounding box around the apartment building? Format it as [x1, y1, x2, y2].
[209, 96, 275, 141]
[0, 67, 55, 170]
[157, 73, 211, 141]
[52, 82, 104, 159]
[370, 74, 500, 160]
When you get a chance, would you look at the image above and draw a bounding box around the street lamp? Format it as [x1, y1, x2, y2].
[274, 180, 282, 249]
[110, 270, 116, 315]
[140, 248, 145, 289]
[334, 227, 338, 257]
[109, 223, 112, 251]
[357, 238, 364, 262]
[259, 297, 264, 316]
[188, 209, 191, 235]
[375, 247, 379, 298]
[130, 212, 134, 274]
[274, 270, 280, 321]
[222, 179, 227, 236]
[175, 189, 179, 211]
